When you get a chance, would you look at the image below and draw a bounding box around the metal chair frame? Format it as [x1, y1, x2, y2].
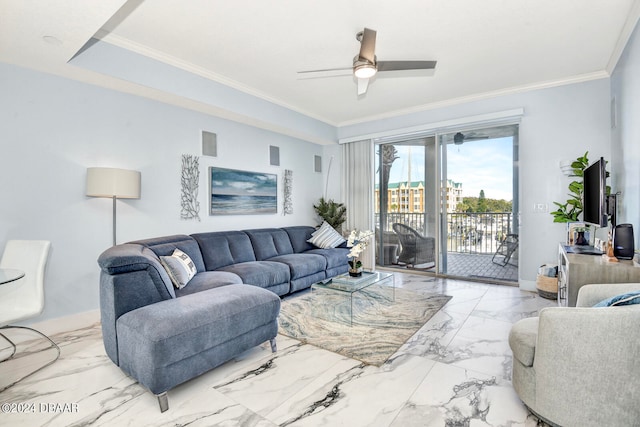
[492, 233, 519, 266]
[0, 326, 60, 392]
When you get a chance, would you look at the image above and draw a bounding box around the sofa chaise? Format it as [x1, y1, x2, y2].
[97, 226, 349, 411]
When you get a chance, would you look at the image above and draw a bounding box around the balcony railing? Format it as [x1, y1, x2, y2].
[376, 212, 513, 254]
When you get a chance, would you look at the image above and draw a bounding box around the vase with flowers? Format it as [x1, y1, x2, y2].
[346, 229, 374, 277]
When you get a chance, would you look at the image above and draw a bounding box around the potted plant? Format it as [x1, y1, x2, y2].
[346, 229, 374, 277]
[313, 197, 347, 232]
[550, 152, 589, 223]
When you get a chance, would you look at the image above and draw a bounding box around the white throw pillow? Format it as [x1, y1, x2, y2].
[160, 248, 197, 289]
[307, 221, 345, 249]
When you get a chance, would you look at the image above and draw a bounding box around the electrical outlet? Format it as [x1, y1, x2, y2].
[533, 203, 548, 213]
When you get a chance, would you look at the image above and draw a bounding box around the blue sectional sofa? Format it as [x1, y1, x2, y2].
[97, 225, 349, 412]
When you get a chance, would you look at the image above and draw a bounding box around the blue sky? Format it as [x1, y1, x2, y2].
[385, 137, 513, 201]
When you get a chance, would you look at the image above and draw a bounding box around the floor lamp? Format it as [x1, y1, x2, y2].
[86, 167, 141, 246]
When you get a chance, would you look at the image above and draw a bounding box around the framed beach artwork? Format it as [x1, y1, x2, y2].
[209, 167, 277, 215]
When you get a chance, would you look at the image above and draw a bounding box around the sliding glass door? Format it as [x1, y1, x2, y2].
[438, 125, 519, 281]
[375, 137, 437, 270]
[375, 123, 519, 283]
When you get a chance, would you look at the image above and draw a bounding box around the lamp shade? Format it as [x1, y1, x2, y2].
[86, 167, 141, 199]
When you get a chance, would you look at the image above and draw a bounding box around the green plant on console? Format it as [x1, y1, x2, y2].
[550, 151, 589, 223]
[313, 197, 347, 231]
[550, 151, 611, 223]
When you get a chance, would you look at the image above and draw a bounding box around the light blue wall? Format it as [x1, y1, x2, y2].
[335, 79, 612, 289]
[71, 39, 337, 145]
[611, 21, 640, 244]
[0, 62, 325, 321]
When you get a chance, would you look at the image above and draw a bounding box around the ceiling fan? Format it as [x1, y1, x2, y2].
[298, 28, 437, 95]
[453, 132, 489, 145]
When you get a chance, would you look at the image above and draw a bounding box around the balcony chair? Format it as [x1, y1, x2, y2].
[0, 240, 59, 392]
[375, 227, 400, 265]
[392, 223, 435, 268]
[509, 283, 640, 426]
[492, 233, 518, 266]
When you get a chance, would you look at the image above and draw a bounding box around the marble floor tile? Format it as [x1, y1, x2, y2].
[0, 273, 553, 426]
[390, 362, 539, 427]
[267, 355, 437, 427]
[472, 288, 557, 323]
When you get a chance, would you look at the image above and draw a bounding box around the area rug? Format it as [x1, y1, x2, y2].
[278, 284, 451, 366]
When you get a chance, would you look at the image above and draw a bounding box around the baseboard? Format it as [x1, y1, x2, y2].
[519, 279, 536, 292]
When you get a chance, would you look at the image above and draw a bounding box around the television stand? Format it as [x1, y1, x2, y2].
[557, 244, 640, 306]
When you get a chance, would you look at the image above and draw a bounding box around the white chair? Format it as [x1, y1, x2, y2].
[509, 282, 640, 426]
[0, 240, 59, 391]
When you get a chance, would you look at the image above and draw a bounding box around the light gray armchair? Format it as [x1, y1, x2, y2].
[509, 283, 640, 426]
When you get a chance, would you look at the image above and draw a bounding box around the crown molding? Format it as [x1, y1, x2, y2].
[94, 30, 338, 127]
[606, 0, 640, 73]
[337, 71, 610, 127]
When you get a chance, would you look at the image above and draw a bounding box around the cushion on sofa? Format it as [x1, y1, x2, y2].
[130, 234, 206, 273]
[307, 221, 346, 249]
[267, 253, 327, 279]
[244, 228, 295, 260]
[593, 291, 640, 307]
[306, 246, 350, 269]
[282, 226, 317, 253]
[217, 261, 291, 295]
[192, 231, 257, 270]
[160, 249, 198, 289]
[174, 271, 242, 297]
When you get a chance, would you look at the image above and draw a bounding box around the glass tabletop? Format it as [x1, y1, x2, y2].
[312, 271, 393, 294]
[0, 268, 25, 285]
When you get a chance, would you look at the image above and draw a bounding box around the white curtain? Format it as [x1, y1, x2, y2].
[341, 139, 375, 270]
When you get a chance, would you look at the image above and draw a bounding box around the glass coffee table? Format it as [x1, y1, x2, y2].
[311, 271, 394, 325]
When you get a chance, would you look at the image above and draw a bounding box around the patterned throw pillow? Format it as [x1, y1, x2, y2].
[307, 221, 346, 249]
[593, 291, 640, 307]
[159, 248, 197, 289]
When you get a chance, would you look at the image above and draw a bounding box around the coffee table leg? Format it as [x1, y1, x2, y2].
[350, 293, 353, 326]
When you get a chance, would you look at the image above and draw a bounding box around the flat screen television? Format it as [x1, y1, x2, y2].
[582, 157, 608, 228]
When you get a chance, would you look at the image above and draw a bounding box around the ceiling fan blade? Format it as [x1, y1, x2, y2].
[357, 78, 369, 95]
[377, 60, 437, 72]
[358, 28, 376, 63]
[297, 67, 353, 79]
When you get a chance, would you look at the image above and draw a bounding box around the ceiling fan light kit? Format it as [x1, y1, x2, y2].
[298, 27, 437, 95]
[354, 63, 377, 79]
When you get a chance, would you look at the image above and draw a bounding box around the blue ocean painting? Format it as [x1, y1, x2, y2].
[210, 167, 277, 215]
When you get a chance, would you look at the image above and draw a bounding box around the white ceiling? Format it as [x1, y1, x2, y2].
[2, 0, 639, 127]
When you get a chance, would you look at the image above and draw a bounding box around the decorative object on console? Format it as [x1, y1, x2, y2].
[613, 223, 634, 260]
[347, 229, 374, 277]
[86, 167, 141, 246]
[566, 222, 588, 246]
[558, 159, 575, 176]
[209, 167, 277, 215]
[180, 154, 200, 221]
[283, 169, 293, 215]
